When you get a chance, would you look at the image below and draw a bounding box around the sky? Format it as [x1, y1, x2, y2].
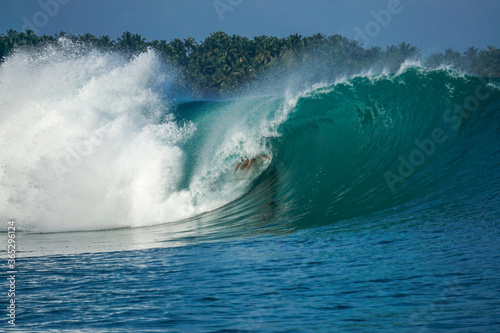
[1, 0, 499, 55]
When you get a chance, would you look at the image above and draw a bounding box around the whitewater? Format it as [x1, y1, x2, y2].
[1, 41, 500, 332]
[0, 42, 287, 232]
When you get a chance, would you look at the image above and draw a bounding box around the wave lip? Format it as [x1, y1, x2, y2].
[1, 45, 499, 236]
[206, 68, 500, 231]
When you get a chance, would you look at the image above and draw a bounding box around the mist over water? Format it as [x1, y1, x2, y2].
[0, 41, 292, 232]
[1, 40, 499, 239]
[0, 42, 205, 232]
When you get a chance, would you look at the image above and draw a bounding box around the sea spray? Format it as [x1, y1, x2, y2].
[0, 40, 287, 232]
[2, 43, 499, 235]
[0, 41, 198, 232]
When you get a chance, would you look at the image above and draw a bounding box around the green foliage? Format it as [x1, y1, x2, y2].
[426, 46, 500, 77]
[1, 29, 498, 97]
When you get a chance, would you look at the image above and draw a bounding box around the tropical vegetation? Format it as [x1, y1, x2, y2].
[1, 29, 499, 96]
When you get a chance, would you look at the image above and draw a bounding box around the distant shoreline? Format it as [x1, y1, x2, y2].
[1, 30, 499, 96]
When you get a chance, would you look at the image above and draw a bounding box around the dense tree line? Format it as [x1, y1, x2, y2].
[425, 46, 500, 78]
[1, 29, 499, 96]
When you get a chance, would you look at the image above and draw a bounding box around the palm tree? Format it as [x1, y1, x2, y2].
[78, 33, 98, 46]
[462, 47, 478, 72]
[397, 42, 419, 58]
[215, 32, 235, 66]
[184, 36, 196, 57]
[284, 33, 304, 53]
[444, 48, 461, 66]
[254, 39, 272, 65]
[117, 32, 147, 52]
[168, 38, 187, 65]
[18, 29, 37, 45]
[304, 33, 326, 49]
[254, 35, 278, 65]
[2, 30, 499, 96]
[117, 31, 133, 49]
[97, 35, 113, 49]
[426, 53, 445, 68]
[476, 46, 500, 77]
[5, 29, 17, 47]
[232, 35, 254, 64]
[463, 46, 478, 59]
[366, 46, 382, 61]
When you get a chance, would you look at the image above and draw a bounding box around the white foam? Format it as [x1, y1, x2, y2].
[487, 82, 500, 91]
[396, 59, 423, 75]
[0, 40, 299, 233]
[0, 41, 198, 232]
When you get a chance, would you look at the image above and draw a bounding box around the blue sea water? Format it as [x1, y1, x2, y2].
[1, 44, 500, 332]
[17, 218, 500, 332]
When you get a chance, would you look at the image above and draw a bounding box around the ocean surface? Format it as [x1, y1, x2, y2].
[1, 43, 500, 332]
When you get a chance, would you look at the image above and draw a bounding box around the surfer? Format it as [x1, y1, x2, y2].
[234, 155, 270, 174]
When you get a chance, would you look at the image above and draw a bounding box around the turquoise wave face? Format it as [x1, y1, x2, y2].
[175, 69, 500, 236]
[11, 63, 500, 332]
[1, 39, 498, 236]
